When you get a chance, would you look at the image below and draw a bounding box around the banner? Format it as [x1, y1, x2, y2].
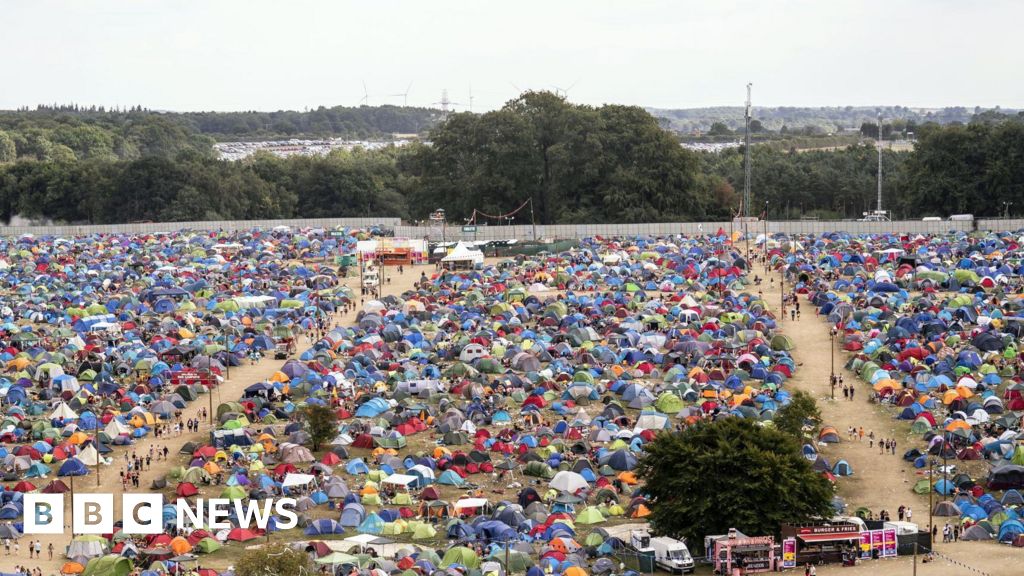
[859, 529, 898, 560]
[860, 531, 872, 559]
[871, 529, 883, 554]
[882, 529, 898, 558]
[782, 538, 797, 569]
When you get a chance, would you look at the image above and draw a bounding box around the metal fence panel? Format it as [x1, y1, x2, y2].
[1, 217, 1019, 239]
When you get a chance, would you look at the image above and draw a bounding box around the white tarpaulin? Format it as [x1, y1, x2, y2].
[282, 473, 316, 488]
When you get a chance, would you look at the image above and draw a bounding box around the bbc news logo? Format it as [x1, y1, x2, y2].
[23, 494, 298, 534]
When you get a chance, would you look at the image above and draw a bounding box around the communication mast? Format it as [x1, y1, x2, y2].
[877, 114, 883, 213]
[743, 83, 752, 220]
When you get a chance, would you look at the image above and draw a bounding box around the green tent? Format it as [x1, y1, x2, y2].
[220, 485, 246, 500]
[654, 392, 684, 413]
[413, 523, 438, 540]
[910, 419, 932, 434]
[576, 506, 606, 525]
[770, 334, 795, 351]
[489, 548, 533, 572]
[216, 300, 241, 312]
[195, 537, 222, 554]
[182, 467, 212, 484]
[913, 479, 931, 494]
[83, 555, 133, 576]
[524, 461, 555, 479]
[441, 546, 481, 569]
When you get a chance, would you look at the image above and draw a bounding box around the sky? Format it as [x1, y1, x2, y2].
[2, 0, 1021, 112]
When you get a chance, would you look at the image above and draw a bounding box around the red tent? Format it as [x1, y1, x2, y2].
[176, 482, 199, 497]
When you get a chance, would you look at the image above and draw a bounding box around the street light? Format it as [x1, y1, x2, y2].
[829, 326, 838, 399]
[763, 201, 769, 274]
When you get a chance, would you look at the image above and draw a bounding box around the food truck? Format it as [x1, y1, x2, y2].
[706, 529, 775, 574]
[780, 521, 863, 565]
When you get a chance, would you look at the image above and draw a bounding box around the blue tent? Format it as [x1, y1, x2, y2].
[357, 512, 385, 534]
[438, 470, 466, 486]
[998, 519, 1024, 543]
[340, 503, 366, 527]
[58, 458, 89, 477]
[305, 519, 345, 535]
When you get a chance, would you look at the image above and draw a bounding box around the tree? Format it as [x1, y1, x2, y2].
[637, 418, 834, 551]
[302, 404, 338, 451]
[235, 543, 313, 576]
[0, 131, 15, 163]
[708, 121, 732, 136]
[772, 390, 821, 439]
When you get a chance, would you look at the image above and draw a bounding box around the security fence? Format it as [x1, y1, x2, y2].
[1, 217, 1022, 239]
[0, 217, 401, 237]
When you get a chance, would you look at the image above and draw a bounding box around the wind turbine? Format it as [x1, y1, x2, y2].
[388, 82, 414, 107]
[550, 79, 579, 99]
[359, 81, 370, 106]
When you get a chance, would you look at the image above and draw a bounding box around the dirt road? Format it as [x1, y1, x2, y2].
[10, 264, 428, 574]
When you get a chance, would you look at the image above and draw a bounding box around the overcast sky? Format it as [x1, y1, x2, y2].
[3, 0, 1020, 112]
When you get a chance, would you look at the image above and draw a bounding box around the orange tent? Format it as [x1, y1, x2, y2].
[170, 536, 192, 555]
[60, 562, 84, 575]
[631, 504, 651, 518]
[945, 420, 971, 433]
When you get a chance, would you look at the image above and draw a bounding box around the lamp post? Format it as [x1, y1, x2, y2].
[763, 201, 769, 274]
[780, 262, 785, 320]
[829, 326, 837, 400]
[942, 430, 950, 503]
[928, 458, 935, 538]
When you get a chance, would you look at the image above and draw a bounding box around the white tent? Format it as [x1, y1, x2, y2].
[233, 295, 276, 308]
[442, 242, 484, 267]
[104, 419, 131, 438]
[550, 471, 588, 494]
[459, 343, 488, 362]
[77, 444, 105, 467]
[49, 402, 78, 421]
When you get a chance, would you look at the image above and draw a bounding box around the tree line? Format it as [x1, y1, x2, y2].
[0, 96, 1023, 224]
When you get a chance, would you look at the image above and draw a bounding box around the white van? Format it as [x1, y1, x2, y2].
[362, 270, 379, 288]
[631, 530, 695, 574]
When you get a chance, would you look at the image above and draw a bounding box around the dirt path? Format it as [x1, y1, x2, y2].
[759, 270, 922, 518]
[10, 265, 430, 574]
[757, 257, 1018, 576]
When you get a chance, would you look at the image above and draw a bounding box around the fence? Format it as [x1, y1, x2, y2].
[0, 217, 401, 237]
[400, 218, 1024, 242]
[1, 217, 1023, 239]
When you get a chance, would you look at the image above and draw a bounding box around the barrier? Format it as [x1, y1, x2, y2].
[0, 217, 400, 237]
[0, 217, 1021, 239]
